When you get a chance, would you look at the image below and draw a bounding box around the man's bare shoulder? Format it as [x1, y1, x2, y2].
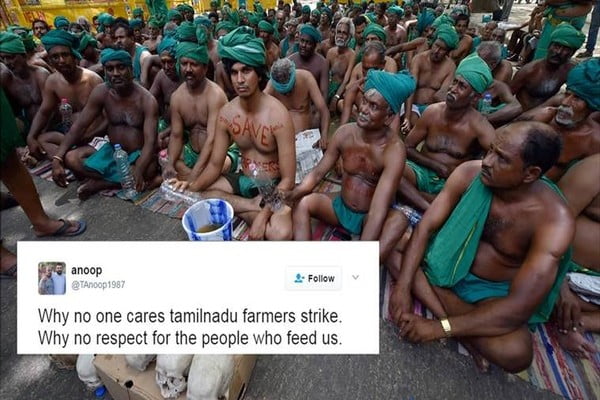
[531, 179, 574, 225]
[31, 65, 50, 79]
[205, 79, 227, 98]
[262, 92, 291, 115]
[80, 67, 103, 84]
[219, 98, 241, 119]
[421, 101, 445, 118]
[413, 51, 429, 64]
[447, 160, 483, 190]
[514, 59, 542, 77]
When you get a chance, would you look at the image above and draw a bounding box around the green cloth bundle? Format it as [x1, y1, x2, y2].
[455, 54, 493, 94]
[41, 29, 82, 59]
[363, 23, 386, 42]
[550, 22, 586, 50]
[364, 70, 416, 114]
[100, 48, 132, 66]
[299, 24, 322, 43]
[566, 57, 600, 111]
[0, 32, 26, 54]
[432, 14, 455, 29]
[218, 26, 265, 67]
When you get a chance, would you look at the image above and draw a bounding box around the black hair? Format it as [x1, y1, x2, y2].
[32, 19, 49, 30]
[222, 58, 269, 91]
[455, 14, 470, 25]
[113, 21, 133, 37]
[353, 15, 367, 27]
[208, 12, 219, 20]
[519, 123, 562, 174]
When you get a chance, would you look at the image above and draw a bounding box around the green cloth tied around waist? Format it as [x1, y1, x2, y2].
[184, 142, 240, 173]
[568, 260, 600, 277]
[406, 160, 446, 194]
[332, 195, 366, 235]
[424, 173, 572, 324]
[83, 142, 141, 183]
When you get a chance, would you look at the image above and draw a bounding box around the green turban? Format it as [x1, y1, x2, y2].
[258, 20, 275, 34]
[387, 6, 404, 18]
[432, 14, 454, 29]
[550, 22, 586, 50]
[194, 16, 212, 28]
[299, 24, 322, 43]
[416, 8, 436, 34]
[455, 54, 493, 94]
[363, 23, 387, 42]
[176, 41, 209, 74]
[404, 0, 414, 6]
[248, 13, 262, 26]
[41, 29, 82, 59]
[157, 37, 177, 57]
[100, 48, 132, 66]
[7, 27, 35, 52]
[312, 9, 322, 17]
[98, 13, 115, 27]
[566, 58, 600, 111]
[168, 9, 183, 21]
[78, 33, 97, 53]
[322, 7, 333, 19]
[177, 4, 194, 14]
[210, 0, 219, 7]
[215, 21, 237, 35]
[364, 70, 416, 114]
[0, 32, 26, 54]
[218, 26, 266, 67]
[196, 26, 208, 45]
[133, 7, 144, 17]
[302, 5, 311, 13]
[147, 16, 161, 28]
[54, 16, 70, 29]
[222, 5, 240, 26]
[434, 24, 459, 50]
[176, 21, 197, 42]
[129, 19, 143, 30]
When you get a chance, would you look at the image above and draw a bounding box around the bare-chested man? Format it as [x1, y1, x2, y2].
[400, 55, 495, 211]
[518, 58, 600, 181]
[113, 22, 152, 84]
[173, 27, 296, 241]
[390, 121, 574, 373]
[265, 58, 330, 149]
[450, 14, 473, 65]
[403, 24, 458, 132]
[163, 42, 232, 182]
[326, 17, 355, 111]
[143, 18, 162, 55]
[78, 33, 101, 74]
[289, 24, 329, 101]
[555, 154, 600, 359]
[258, 20, 280, 70]
[51, 48, 160, 199]
[26, 30, 105, 160]
[488, 28, 514, 84]
[385, 6, 407, 48]
[360, 23, 398, 72]
[95, 13, 115, 49]
[287, 70, 415, 266]
[511, 23, 585, 111]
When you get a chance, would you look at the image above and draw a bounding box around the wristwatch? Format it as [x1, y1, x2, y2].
[440, 318, 452, 338]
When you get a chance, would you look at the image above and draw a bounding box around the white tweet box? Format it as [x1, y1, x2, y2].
[18, 241, 379, 354]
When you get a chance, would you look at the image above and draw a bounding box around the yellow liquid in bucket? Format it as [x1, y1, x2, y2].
[197, 224, 222, 233]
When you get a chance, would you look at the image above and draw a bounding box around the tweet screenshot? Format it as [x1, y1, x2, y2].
[18, 241, 379, 354]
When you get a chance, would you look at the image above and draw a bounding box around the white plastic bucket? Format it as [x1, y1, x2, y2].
[181, 199, 234, 241]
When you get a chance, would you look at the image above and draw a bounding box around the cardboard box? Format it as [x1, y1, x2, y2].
[94, 355, 256, 400]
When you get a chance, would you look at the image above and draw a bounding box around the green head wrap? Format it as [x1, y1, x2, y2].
[215, 21, 237, 35]
[54, 16, 70, 29]
[7, 27, 36, 52]
[404, 0, 414, 6]
[157, 37, 177, 57]
[363, 23, 387, 42]
[248, 13, 262, 26]
[177, 4, 194, 14]
[147, 16, 161, 28]
[210, 0, 219, 7]
[168, 9, 183, 21]
[176, 21, 197, 42]
[196, 26, 209, 45]
[566, 58, 600, 111]
[0, 32, 26, 54]
[176, 41, 209, 78]
[78, 33, 98, 53]
[218, 26, 266, 67]
[133, 7, 143, 17]
[222, 5, 240, 26]
[41, 29, 82, 59]
[364, 70, 416, 114]
[98, 13, 115, 27]
[270, 60, 297, 94]
[299, 24, 322, 43]
[129, 19, 143, 30]
[387, 6, 404, 18]
[312, 9, 322, 17]
[550, 22, 586, 50]
[302, 5, 311, 13]
[432, 14, 454, 29]
[194, 16, 212, 29]
[434, 24, 459, 50]
[455, 54, 493, 94]
[416, 8, 435, 34]
[322, 7, 333, 19]
[258, 20, 275, 34]
[100, 48, 132, 66]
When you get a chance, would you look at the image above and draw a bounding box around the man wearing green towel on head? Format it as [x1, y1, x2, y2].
[170, 27, 296, 241]
[113, 21, 152, 83]
[401, 54, 495, 211]
[258, 20, 280, 70]
[390, 121, 575, 373]
[511, 22, 585, 112]
[50, 48, 161, 200]
[289, 23, 330, 102]
[164, 41, 234, 181]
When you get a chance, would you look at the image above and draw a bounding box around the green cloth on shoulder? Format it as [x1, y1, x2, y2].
[332, 195, 366, 235]
[424, 173, 572, 324]
[133, 44, 148, 81]
[83, 142, 141, 184]
[406, 160, 446, 194]
[0, 88, 23, 165]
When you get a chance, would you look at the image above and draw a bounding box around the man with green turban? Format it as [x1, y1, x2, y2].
[132, 7, 144, 19]
[416, 8, 436, 36]
[143, 17, 162, 54]
[129, 18, 145, 44]
[167, 9, 183, 25]
[289, 21, 329, 101]
[215, 21, 237, 39]
[176, 21, 198, 42]
[97, 13, 115, 33]
[258, 20, 279, 69]
[112, 21, 151, 83]
[51, 47, 160, 200]
[41, 29, 82, 60]
[363, 23, 387, 43]
[177, 4, 195, 22]
[301, 5, 311, 24]
[511, 23, 583, 111]
[217, 26, 266, 68]
[434, 24, 459, 52]
[78, 33, 100, 70]
[385, 6, 407, 47]
[401, 53, 494, 205]
[53, 16, 70, 31]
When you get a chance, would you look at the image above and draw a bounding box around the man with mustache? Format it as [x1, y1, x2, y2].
[113, 21, 152, 83]
[50, 49, 161, 200]
[511, 23, 585, 112]
[163, 42, 234, 181]
[390, 121, 574, 373]
[171, 27, 296, 241]
[517, 58, 600, 181]
[326, 17, 356, 112]
[399, 55, 496, 212]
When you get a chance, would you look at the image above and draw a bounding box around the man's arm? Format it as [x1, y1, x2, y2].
[402, 55, 421, 132]
[273, 107, 297, 192]
[307, 72, 331, 149]
[166, 90, 185, 179]
[334, 50, 356, 102]
[385, 37, 424, 57]
[450, 36, 472, 65]
[148, 62, 163, 98]
[318, 56, 330, 102]
[340, 80, 360, 125]
[486, 81, 523, 126]
[558, 154, 600, 216]
[509, 63, 532, 95]
[473, 113, 496, 152]
[134, 92, 159, 191]
[26, 76, 59, 155]
[404, 107, 451, 177]
[142, 54, 160, 89]
[361, 142, 405, 240]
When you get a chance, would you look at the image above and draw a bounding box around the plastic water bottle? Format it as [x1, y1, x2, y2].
[113, 144, 137, 199]
[250, 164, 282, 211]
[159, 180, 202, 205]
[94, 385, 106, 399]
[480, 92, 493, 115]
[59, 98, 73, 131]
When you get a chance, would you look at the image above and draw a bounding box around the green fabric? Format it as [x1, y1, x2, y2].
[183, 141, 200, 168]
[455, 54, 493, 94]
[363, 23, 386, 42]
[406, 160, 446, 194]
[218, 26, 266, 67]
[41, 29, 82, 59]
[224, 171, 278, 198]
[196, 26, 208, 46]
[332, 195, 366, 235]
[78, 33, 97, 53]
[567, 260, 600, 277]
[312, 9, 322, 17]
[168, 9, 182, 22]
[534, 5, 587, 60]
[258, 20, 275, 34]
[451, 272, 510, 307]
[387, 6, 404, 18]
[432, 14, 454, 29]
[177, 4, 194, 14]
[434, 24, 459, 50]
[477, 100, 506, 114]
[145, 0, 168, 22]
[0, 88, 22, 165]
[176, 41, 209, 72]
[424, 174, 573, 324]
[0, 32, 26, 54]
[215, 21, 237, 35]
[194, 16, 212, 29]
[54, 16, 70, 29]
[97, 13, 115, 28]
[100, 48, 132, 66]
[177, 21, 197, 42]
[302, 5, 311, 13]
[471, 36, 481, 54]
[271, 61, 296, 94]
[133, 44, 147, 80]
[549, 22, 586, 50]
[129, 19, 143, 30]
[83, 142, 141, 183]
[157, 36, 177, 57]
[328, 79, 340, 102]
[222, 5, 240, 26]
[300, 24, 322, 43]
[147, 16, 161, 28]
[133, 7, 144, 17]
[566, 57, 600, 111]
[416, 8, 435, 35]
[7, 26, 35, 52]
[364, 70, 416, 114]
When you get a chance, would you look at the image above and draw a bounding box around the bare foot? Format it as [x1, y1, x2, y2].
[461, 340, 491, 373]
[77, 179, 118, 200]
[16, 146, 40, 168]
[0, 246, 17, 277]
[557, 329, 598, 359]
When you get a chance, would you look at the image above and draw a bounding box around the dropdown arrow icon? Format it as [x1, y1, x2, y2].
[352, 275, 359, 280]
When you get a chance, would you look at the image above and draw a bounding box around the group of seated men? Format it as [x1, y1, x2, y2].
[1, 0, 599, 372]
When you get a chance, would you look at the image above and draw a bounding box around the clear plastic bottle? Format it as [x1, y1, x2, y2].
[113, 144, 137, 199]
[250, 164, 282, 211]
[159, 180, 202, 205]
[59, 98, 73, 131]
[480, 92, 493, 115]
